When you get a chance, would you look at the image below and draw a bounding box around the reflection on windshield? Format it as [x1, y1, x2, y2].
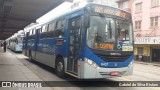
[17, 35, 24, 44]
[86, 15, 133, 50]
[87, 16, 115, 50]
[116, 20, 132, 43]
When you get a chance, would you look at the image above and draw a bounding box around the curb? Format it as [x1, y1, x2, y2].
[134, 61, 160, 67]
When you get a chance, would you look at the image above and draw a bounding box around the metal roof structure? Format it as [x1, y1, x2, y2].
[0, 0, 73, 40]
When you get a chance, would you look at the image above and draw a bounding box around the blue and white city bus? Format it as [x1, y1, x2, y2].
[23, 3, 134, 79]
[9, 30, 24, 52]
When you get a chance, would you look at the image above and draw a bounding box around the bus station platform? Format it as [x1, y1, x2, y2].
[0, 47, 42, 81]
[0, 47, 74, 90]
[1, 47, 160, 90]
[0, 47, 160, 82]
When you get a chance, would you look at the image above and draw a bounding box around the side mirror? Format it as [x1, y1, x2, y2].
[83, 14, 90, 28]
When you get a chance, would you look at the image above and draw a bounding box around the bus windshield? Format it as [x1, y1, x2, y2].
[86, 15, 133, 50]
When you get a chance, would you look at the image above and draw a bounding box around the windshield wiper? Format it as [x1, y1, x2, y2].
[108, 21, 112, 38]
[99, 13, 107, 25]
[99, 13, 112, 39]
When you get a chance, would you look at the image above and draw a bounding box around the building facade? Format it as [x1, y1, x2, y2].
[74, 0, 118, 7]
[133, 0, 160, 62]
[116, 0, 160, 62]
[116, 0, 133, 12]
[92, 0, 118, 7]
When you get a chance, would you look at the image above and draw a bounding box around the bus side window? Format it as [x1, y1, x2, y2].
[39, 27, 42, 33]
[42, 25, 47, 32]
[48, 21, 56, 32]
[29, 30, 31, 36]
[36, 27, 42, 33]
[29, 29, 32, 36]
[48, 21, 56, 38]
[61, 19, 65, 36]
[30, 28, 35, 35]
[15, 38, 18, 44]
[71, 20, 75, 29]
[55, 19, 65, 37]
[55, 20, 61, 37]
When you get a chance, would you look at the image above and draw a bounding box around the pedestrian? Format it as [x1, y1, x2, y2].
[3, 41, 7, 52]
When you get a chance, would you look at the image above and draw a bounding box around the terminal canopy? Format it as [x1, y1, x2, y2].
[0, 0, 73, 40]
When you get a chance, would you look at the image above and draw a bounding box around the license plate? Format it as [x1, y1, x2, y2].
[110, 71, 119, 76]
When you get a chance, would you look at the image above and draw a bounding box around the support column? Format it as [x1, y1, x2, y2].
[143, 46, 150, 62]
[134, 46, 138, 61]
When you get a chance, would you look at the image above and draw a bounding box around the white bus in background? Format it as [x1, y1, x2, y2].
[9, 30, 25, 52]
[6, 38, 11, 49]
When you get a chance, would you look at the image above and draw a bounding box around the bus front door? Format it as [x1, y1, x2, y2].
[67, 17, 81, 75]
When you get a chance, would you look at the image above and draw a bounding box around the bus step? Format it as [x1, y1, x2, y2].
[66, 70, 78, 78]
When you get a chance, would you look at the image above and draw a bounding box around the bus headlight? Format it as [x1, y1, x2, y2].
[85, 58, 98, 68]
[87, 59, 93, 65]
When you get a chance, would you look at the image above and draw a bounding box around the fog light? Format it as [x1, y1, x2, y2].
[92, 63, 97, 68]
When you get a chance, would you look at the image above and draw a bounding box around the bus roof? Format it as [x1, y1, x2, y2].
[24, 2, 131, 32]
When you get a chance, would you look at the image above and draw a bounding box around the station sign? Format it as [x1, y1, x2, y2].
[135, 37, 160, 44]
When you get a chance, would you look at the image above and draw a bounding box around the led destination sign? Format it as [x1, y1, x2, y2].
[95, 43, 114, 50]
[92, 5, 130, 19]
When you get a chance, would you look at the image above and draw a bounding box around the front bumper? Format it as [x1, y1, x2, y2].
[78, 61, 133, 79]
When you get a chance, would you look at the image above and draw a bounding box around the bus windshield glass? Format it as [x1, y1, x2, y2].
[86, 15, 133, 50]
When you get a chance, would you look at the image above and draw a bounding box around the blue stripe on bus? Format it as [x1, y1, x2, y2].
[84, 47, 133, 68]
[26, 38, 67, 57]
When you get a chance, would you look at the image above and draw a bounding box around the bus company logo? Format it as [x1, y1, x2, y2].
[110, 53, 121, 56]
[2, 82, 11, 87]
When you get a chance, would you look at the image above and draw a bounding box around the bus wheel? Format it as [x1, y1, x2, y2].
[56, 57, 65, 78]
[29, 51, 32, 62]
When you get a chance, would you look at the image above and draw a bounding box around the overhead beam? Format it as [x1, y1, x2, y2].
[0, 31, 16, 33]
[0, 33, 14, 35]
[0, 35, 11, 38]
[0, 17, 36, 23]
[0, 26, 21, 30]
[2, 31, 15, 34]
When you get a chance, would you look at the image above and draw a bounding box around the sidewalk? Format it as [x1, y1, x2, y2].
[0, 47, 57, 90]
[134, 60, 160, 67]
[0, 47, 42, 81]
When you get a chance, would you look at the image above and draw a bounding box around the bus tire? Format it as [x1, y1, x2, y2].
[29, 51, 33, 62]
[56, 57, 65, 78]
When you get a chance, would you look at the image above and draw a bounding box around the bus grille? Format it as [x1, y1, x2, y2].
[96, 54, 130, 62]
